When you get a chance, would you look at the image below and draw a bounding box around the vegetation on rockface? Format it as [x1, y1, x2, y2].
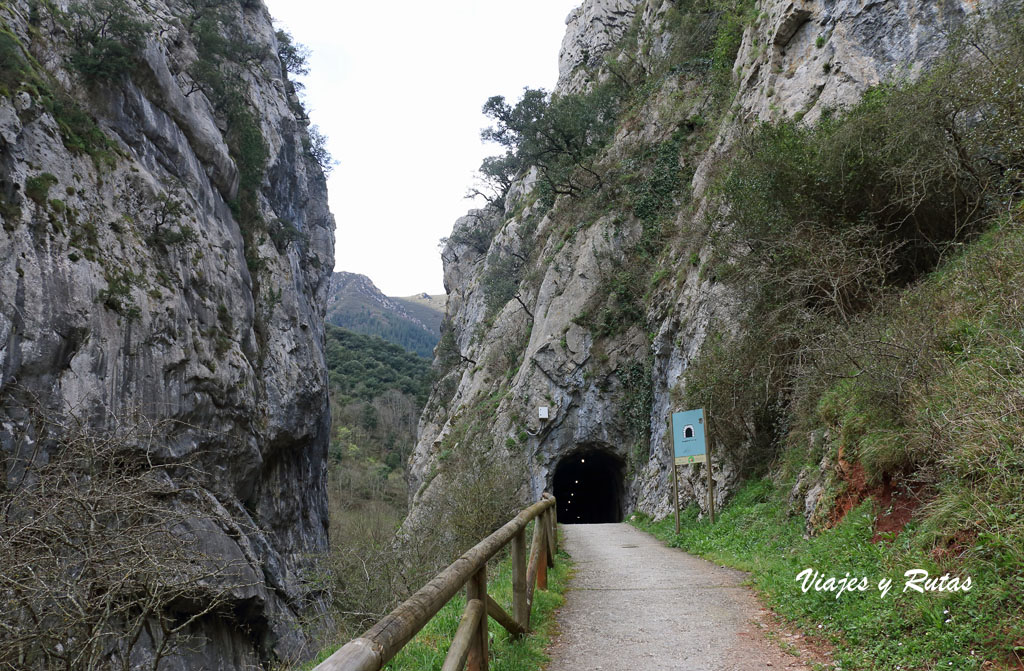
[64, 0, 150, 84]
[685, 12, 1024, 478]
[184, 0, 271, 262]
[0, 413, 254, 671]
[633, 477, 1023, 670]
[651, 12, 1024, 668]
[479, 83, 624, 206]
[455, 0, 756, 361]
[1, 11, 120, 166]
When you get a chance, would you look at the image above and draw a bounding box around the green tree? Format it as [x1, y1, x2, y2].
[479, 83, 623, 203]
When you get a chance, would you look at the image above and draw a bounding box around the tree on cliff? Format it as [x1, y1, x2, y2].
[478, 84, 623, 205]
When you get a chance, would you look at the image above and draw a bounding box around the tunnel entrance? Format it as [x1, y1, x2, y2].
[553, 449, 625, 524]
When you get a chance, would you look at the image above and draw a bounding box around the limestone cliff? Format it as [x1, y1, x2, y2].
[408, 0, 1004, 533]
[0, 0, 333, 667]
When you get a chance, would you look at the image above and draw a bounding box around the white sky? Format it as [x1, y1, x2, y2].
[261, 0, 582, 296]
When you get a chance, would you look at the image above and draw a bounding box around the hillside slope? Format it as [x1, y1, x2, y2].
[326, 272, 444, 358]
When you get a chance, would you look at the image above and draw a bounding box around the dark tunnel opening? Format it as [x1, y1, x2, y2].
[553, 449, 625, 524]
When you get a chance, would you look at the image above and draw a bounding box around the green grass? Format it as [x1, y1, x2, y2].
[301, 532, 572, 671]
[631, 479, 1024, 670]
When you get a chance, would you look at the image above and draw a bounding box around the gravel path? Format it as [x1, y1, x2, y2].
[545, 523, 816, 671]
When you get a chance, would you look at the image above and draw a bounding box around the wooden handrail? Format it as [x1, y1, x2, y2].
[314, 494, 558, 671]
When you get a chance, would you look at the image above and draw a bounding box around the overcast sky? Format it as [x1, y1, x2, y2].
[261, 0, 582, 296]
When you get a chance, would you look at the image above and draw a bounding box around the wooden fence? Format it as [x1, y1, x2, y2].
[313, 494, 559, 671]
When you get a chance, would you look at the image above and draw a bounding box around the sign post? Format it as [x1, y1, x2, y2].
[670, 408, 714, 525]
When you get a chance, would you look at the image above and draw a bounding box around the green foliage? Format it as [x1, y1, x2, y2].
[65, 0, 150, 83]
[709, 2, 753, 93]
[185, 1, 270, 237]
[443, 209, 501, 255]
[583, 131, 688, 338]
[1, 4, 127, 163]
[619, 358, 654, 473]
[24, 173, 58, 206]
[799, 214, 1024, 545]
[275, 28, 309, 76]
[327, 302, 439, 360]
[632, 477, 1024, 669]
[482, 251, 526, 321]
[325, 325, 432, 405]
[0, 29, 33, 97]
[304, 124, 334, 175]
[479, 81, 625, 203]
[689, 15, 1024, 466]
[626, 129, 689, 224]
[96, 268, 141, 320]
[268, 218, 306, 253]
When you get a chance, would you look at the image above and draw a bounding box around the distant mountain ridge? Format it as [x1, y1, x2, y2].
[326, 272, 445, 358]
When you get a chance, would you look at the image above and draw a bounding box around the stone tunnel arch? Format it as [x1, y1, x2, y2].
[552, 448, 625, 524]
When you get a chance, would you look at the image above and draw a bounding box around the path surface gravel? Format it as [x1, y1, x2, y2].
[545, 523, 817, 671]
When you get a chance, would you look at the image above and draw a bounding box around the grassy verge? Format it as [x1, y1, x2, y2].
[301, 526, 572, 671]
[631, 480, 1023, 670]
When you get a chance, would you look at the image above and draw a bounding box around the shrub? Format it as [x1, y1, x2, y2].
[24, 173, 58, 206]
[0, 412, 253, 671]
[688, 8, 1024, 476]
[479, 81, 625, 202]
[0, 30, 33, 96]
[275, 28, 310, 77]
[65, 0, 150, 83]
[304, 124, 334, 175]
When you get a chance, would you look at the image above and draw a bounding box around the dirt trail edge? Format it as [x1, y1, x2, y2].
[546, 523, 824, 671]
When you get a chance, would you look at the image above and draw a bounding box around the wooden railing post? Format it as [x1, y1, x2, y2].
[511, 527, 528, 634]
[441, 599, 483, 671]
[536, 518, 548, 591]
[466, 566, 488, 671]
[550, 505, 558, 556]
[544, 508, 556, 569]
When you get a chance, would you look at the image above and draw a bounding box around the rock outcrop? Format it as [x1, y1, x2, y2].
[0, 0, 333, 667]
[408, 0, 1003, 532]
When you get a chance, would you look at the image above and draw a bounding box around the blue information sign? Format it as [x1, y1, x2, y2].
[671, 408, 707, 465]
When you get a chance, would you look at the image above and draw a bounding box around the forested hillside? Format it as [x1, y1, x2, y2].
[326, 272, 444, 358]
[325, 325, 431, 405]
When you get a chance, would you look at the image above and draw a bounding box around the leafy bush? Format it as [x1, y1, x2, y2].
[688, 13, 1024, 466]
[0, 30, 33, 97]
[24, 173, 58, 206]
[0, 413, 254, 671]
[479, 82, 625, 203]
[65, 0, 150, 83]
[304, 124, 334, 175]
[275, 28, 310, 77]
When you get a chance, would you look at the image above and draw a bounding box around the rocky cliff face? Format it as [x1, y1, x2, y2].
[408, 0, 1000, 532]
[0, 0, 333, 667]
